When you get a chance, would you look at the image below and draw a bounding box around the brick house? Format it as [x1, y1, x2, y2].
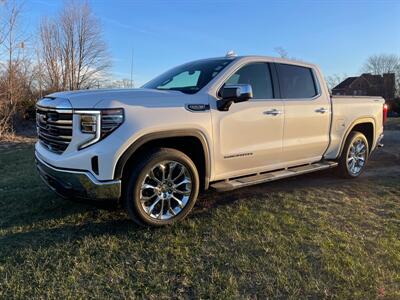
[332, 73, 395, 100]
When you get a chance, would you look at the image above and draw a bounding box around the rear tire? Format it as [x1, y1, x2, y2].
[123, 148, 199, 227]
[337, 131, 369, 178]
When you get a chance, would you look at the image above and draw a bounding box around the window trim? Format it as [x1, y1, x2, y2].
[216, 62, 277, 101]
[275, 63, 321, 101]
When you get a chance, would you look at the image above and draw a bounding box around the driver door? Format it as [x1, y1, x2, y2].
[211, 62, 284, 180]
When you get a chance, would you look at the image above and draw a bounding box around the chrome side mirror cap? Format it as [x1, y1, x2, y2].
[218, 84, 253, 111]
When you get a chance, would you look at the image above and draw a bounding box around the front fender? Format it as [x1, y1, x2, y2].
[113, 129, 212, 189]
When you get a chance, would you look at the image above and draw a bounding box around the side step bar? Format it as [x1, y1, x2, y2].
[210, 161, 338, 192]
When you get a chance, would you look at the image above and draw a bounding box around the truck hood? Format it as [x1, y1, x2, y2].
[45, 88, 197, 109]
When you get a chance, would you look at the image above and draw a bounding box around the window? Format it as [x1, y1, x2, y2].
[224, 63, 274, 99]
[277, 64, 317, 99]
[161, 71, 200, 89]
[143, 59, 233, 94]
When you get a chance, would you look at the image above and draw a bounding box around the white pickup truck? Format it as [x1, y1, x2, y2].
[35, 54, 386, 226]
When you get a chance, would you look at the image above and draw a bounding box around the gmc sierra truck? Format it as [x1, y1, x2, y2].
[35, 54, 386, 226]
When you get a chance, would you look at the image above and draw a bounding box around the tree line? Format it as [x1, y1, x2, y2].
[0, 0, 110, 136]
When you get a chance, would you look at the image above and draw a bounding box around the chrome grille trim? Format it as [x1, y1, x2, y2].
[36, 105, 73, 154]
[35, 107, 73, 113]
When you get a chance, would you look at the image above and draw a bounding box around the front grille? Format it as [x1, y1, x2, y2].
[36, 106, 73, 154]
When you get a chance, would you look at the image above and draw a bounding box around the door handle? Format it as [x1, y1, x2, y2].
[315, 107, 328, 114]
[264, 109, 282, 116]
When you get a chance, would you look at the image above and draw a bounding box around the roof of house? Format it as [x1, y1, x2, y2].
[332, 77, 358, 90]
[360, 74, 382, 86]
[333, 73, 388, 90]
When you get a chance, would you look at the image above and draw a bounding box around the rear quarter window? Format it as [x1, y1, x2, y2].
[277, 64, 317, 99]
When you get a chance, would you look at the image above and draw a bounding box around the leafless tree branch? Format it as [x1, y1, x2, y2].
[38, 0, 111, 91]
[362, 54, 400, 96]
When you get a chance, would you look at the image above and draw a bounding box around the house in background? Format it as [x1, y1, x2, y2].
[332, 73, 395, 101]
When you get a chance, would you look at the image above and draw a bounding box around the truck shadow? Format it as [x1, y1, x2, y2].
[0, 169, 369, 255]
[196, 170, 347, 212]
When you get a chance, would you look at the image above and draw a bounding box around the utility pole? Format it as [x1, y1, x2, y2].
[130, 48, 134, 88]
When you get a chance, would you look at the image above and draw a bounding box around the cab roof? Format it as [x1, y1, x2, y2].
[196, 55, 319, 70]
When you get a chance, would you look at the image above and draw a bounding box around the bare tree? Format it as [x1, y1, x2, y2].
[326, 73, 348, 91]
[0, 0, 111, 138]
[362, 54, 400, 74]
[103, 78, 133, 88]
[273, 46, 302, 61]
[0, 1, 7, 48]
[362, 54, 400, 96]
[0, 0, 30, 136]
[274, 47, 288, 59]
[38, 18, 64, 92]
[39, 0, 110, 91]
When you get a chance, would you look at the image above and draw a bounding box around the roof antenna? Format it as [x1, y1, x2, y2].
[225, 50, 237, 58]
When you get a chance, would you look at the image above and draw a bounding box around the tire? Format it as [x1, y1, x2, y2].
[337, 131, 369, 179]
[123, 148, 200, 227]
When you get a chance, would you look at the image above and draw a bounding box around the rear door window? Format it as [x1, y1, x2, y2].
[276, 64, 317, 99]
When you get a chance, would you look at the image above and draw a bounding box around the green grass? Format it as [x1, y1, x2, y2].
[0, 140, 399, 298]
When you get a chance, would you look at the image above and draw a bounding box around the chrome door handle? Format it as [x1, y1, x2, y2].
[264, 109, 282, 116]
[315, 107, 328, 114]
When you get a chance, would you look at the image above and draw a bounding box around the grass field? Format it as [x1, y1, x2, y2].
[0, 120, 399, 299]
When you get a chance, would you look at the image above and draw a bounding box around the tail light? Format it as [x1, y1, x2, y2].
[383, 104, 388, 125]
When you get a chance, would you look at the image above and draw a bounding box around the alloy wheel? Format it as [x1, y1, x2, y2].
[139, 160, 192, 220]
[347, 138, 367, 175]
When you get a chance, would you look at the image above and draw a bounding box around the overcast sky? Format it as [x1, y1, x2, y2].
[26, 0, 400, 86]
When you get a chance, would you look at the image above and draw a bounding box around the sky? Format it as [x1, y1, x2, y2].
[25, 0, 400, 86]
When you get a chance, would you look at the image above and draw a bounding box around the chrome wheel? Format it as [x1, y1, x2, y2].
[347, 138, 367, 175]
[139, 160, 192, 220]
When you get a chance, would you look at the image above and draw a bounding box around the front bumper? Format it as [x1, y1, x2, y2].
[35, 152, 121, 201]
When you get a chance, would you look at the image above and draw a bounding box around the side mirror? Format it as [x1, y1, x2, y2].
[218, 84, 253, 111]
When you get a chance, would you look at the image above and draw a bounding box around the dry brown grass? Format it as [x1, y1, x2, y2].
[0, 132, 36, 145]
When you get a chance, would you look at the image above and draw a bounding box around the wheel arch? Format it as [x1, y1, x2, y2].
[337, 117, 375, 159]
[114, 129, 211, 190]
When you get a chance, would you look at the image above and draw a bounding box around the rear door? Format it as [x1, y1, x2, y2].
[275, 63, 330, 164]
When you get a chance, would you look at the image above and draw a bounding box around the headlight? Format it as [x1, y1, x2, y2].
[100, 109, 125, 138]
[81, 114, 98, 134]
[76, 108, 124, 150]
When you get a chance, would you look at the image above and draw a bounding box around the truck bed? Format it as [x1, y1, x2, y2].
[324, 95, 385, 159]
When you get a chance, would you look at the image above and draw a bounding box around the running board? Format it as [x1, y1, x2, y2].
[210, 161, 338, 192]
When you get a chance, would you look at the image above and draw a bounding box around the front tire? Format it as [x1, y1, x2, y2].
[337, 131, 369, 178]
[123, 148, 199, 227]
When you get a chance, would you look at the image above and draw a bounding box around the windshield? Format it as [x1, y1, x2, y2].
[143, 59, 233, 94]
